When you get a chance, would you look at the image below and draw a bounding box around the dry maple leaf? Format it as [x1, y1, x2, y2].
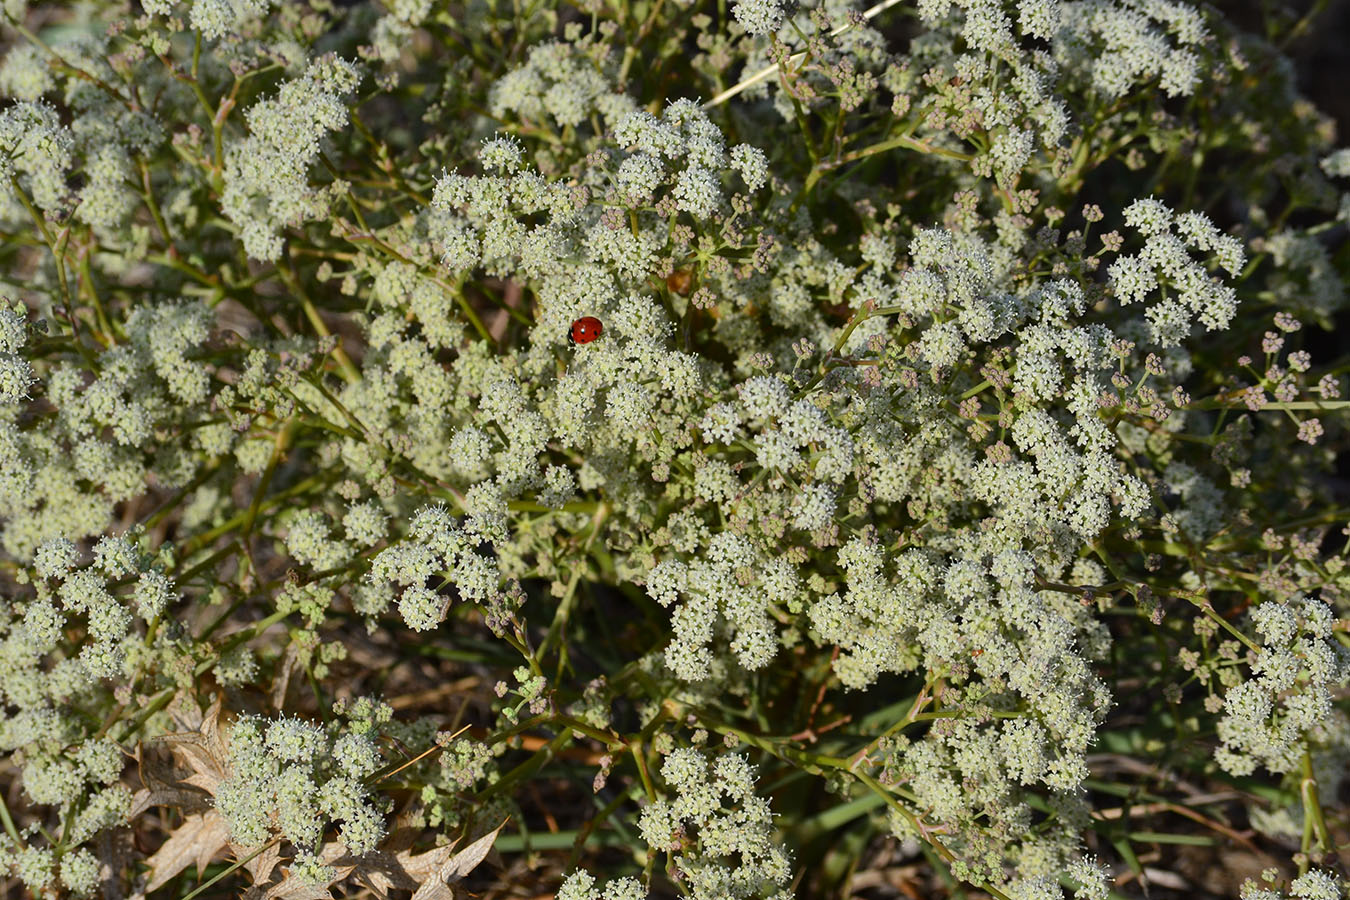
[154, 693, 231, 796]
[406, 820, 507, 900]
[143, 810, 232, 893]
[128, 741, 215, 820]
[336, 850, 420, 900]
[337, 815, 426, 898]
[260, 841, 359, 900]
[146, 830, 283, 898]
[239, 840, 285, 886]
[269, 820, 506, 900]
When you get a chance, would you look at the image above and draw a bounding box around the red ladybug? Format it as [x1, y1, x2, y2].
[568, 316, 603, 346]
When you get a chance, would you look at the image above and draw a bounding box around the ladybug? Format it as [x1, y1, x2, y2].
[568, 316, 603, 346]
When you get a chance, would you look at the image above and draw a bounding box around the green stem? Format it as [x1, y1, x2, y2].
[8, 177, 91, 360]
[75, 241, 115, 342]
[240, 421, 295, 547]
[1300, 749, 1331, 864]
[1179, 594, 1262, 654]
[552, 714, 625, 748]
[631, 737, 657, 802]
[199, 607, 295, 675]
[113, 689, 177, 743]
[794, 303, 875, 397]
[176, 541, 241, 584]
[0, 790, 20, 842]
[275, 262, 361, 384]
[180, 474, 323, 556]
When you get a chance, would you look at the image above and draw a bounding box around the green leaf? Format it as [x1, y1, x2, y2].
[1112, 834, 1144, 881]
[1127, 831, 1217, 846]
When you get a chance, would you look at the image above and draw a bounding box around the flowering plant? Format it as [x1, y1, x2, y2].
[0, 0, 1348, 897]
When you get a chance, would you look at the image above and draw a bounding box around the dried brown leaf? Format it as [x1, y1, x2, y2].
[384, 803, 427, 853]
[263, 874, 338, 900]
[394, 839, 460, 884]
[181, 770, 226, 794]
[130, 743, 213, 819]
[144, 810, 231, 892]
[153, 694, 230, 797]
[437, 823, 503, 881]
[264, 843, 358, 900]
[410, 876, 456, 900]
[234, 840, 284, 887]
[271, 643, 301, 710]
[128, 785, 212, 820]
[343, 852, 420, 899]
[297, 834, 453, 900]
[166, 691, 209, 732]
[408, 821, 505, 900]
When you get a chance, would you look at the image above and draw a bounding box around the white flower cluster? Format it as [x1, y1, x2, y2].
[367, 0, 437, 63]
[0, 43, 53, 101]
[0, 301, 33, 405]
[20, 534, 167, 680]
[1, 0, 1347, 896]
[222, 55, 362, 261]
[1156, 460, 1226, 540]
[736, 0, 1207, 186]
[636, 748, 791, 900]
[284, 509, 353, 572]
[1258, 228, 1346, 322]
[866, 231, 1151, 543]
[0, 100, 73, 217]
[367, 501, 503, 631]
[646, 535, 801, 680]
[730, 0, 891, 123]
[824, 541, 1111, 777]
[1242, 870, 1345, 900]
[558, 870, 648, 900]
[0, 839, 100, 897]
[141, 0, 277, 40]
[429, 150, 588, 279]
[76, 144, 136, 237]
[372, 114, 1253, 898]
[1106, 197, 1245, 346]
[489, 41, 637, 133]
[0, 534, 166, 893]
[731, 0, 788, 36]
[1214, 597, 1350, 776]
[612, 98, 769, 218]
[884, 713, 1103, 883]
[0, 36, 165, 245]
[1, 301, 218, 560]
[1058, 0, 1209, 98]
[214, 714, 386, 866]
[431, 97, 768, 289]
